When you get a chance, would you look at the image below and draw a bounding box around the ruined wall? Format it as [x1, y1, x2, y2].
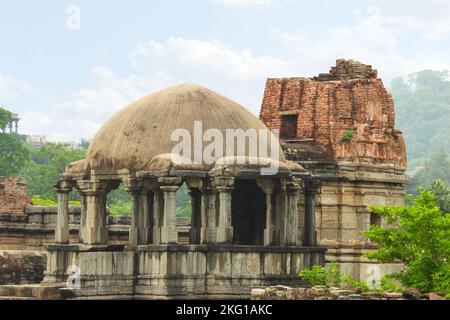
[260, 59, 407, 170]
[0, 177, 30, 215]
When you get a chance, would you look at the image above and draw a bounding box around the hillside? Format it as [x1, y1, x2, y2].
[391, 70, 450, 171]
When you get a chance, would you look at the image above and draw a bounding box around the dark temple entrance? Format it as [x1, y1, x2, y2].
[231, 180, 266, 245]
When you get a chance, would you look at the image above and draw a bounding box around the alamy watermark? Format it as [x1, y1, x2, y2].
[66, 5, 81, 30]
[170, 121, 281, 175]
[67, 265, 81, 289]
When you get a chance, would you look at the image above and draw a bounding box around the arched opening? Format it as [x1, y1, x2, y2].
[231, 180, 266, 245]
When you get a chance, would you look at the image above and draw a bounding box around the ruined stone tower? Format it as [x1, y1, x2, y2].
[260, 59, 408, 279]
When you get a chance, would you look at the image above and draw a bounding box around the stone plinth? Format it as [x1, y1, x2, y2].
[43, 244, 326, 299]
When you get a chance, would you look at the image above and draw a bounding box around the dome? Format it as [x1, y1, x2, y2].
[86, 83, 285, 173]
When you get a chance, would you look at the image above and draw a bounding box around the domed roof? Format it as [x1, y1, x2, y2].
[86, 83, 285, 172]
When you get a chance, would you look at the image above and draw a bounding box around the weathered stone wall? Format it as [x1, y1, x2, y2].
[0, 250, 46, 285]
[0, 177, 30, 215]
[0, 206, 191, 251]
[260, 59, 407, 170]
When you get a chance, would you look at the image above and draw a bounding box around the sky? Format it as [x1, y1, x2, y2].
[0, 0, 449, 142]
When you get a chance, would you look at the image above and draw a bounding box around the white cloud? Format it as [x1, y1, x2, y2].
[270, 3, 443, 85]
[212, 0, 273, 9]
[0, 74, 38, 100]
[130, 37, 289, 113]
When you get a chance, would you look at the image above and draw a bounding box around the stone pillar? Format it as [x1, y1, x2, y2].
[257, 180, 274, 246]
[215, 176, 234, 244]
[78, 191, 87, 243]
[76, 180, 109, 245]
[285, 179, 301, 246]
[203, 184, 217, 244]
[303, 180, 320, 247]
[14, 120, 18, 134]
[140, 181, 155, 245]
[159, 177, 182, 244]
[124, 178, 142, 246]
[153, 190, 164, 244]
[54, 180, 73, 244]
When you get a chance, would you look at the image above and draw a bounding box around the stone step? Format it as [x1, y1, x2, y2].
[0, 296, 38, 300]
[0, 283, 65, 300]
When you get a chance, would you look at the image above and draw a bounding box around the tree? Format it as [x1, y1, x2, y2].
[391, 70, 450, 170]
[19, 143, 86, 200]
[407, 149, 450, 195]
[0, 107, 13, 131]
[0, 133, 30, 176]
[365, 183, 450, 294]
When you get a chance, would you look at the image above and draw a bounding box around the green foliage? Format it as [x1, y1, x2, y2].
[364, 184, 450, 294]
[341, 274, 370, 293]
[0, 133, 30, 176]
[31, 195, 56, 206]
[379, 275, 405, 293]
[432, 264, 450, 298]
[0, 107, 13, 129]
[31, 195, 80, 206]
[19, 143, 86, 201]
[299, 265, 327, 286]
[298, 262, 341, 287]
[407, 150, 450, 195]
[341, 129, 354, 142]
[391, 70, 450, 170]
[176, 184, 192, 218]
[109, 200, 132, 217]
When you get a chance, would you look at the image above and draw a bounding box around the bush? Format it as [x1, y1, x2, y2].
[31, 195, 56, 206]
[364, 182, 450, 295]
[341, 129, 354, 142]
[298, 262, 341, 287]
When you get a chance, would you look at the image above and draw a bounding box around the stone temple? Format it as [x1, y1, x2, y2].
[0, 59, 408, 299]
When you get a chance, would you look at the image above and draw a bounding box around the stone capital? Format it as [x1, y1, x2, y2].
[53, 180, 74, 194]
[157, 176, 183, 187]
[75, 180, 109, 195]
[286, 178, 302, 194]
[123, 177, 143, 194]
[214, 176, 235, 192]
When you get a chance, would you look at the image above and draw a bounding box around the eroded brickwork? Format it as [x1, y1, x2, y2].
[0, 177, 30, 215]
[260, 59, 407, 170]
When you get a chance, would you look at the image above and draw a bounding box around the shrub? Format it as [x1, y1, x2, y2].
[341, 274, 370, 293]
[341, 129, 354, 142]
[31, 195, 57, 206]
[364, 183, 450, 294]
[298, 262, 341, 287]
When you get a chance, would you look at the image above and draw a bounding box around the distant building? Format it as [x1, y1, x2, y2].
[26, 135, 47, 148]
[1, 112, 20, 134]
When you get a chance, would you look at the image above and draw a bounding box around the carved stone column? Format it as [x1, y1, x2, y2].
[303, 180, 320, 247]
[203, 182, 217, 244]
[215, 176, 234, 244]
[124, 178, 142, 246]
[159, 177, 182, 244]
[54, 180, 73, 244]
[285, 178, 301, 246]
[78, 190, 87, 243]
[76, 180, 109, 245]
[257, 179, 274, 246]
[140, 180, 156, 245]
[152, 189, 164, 244]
